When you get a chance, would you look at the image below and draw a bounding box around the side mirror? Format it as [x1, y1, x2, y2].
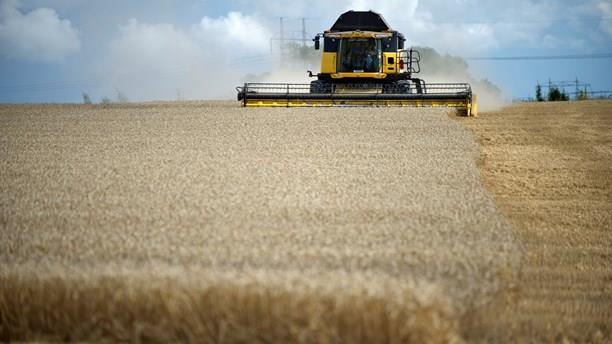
[313, 35, 320, 50]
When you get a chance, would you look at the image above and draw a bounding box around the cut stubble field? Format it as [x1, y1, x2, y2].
[456, 100, 612, 342]
[0, 100, 610, 342]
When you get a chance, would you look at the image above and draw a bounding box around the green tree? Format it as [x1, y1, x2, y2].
[560, 89, 569, 101]
[577, 89, 588, 100]
[547, 87, 569, 101]
[548, 87, 561, 101]
[535, 84, 544, 101]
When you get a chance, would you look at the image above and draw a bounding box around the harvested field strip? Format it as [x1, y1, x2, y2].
[1, 103, 519, 341]
[456, 100, 612, 342]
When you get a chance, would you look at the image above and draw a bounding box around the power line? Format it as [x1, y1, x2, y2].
[264, 16, 612, 24]
[398, 17, 612, 25]
[231, 51, 612, 68]
[466, 53, 612, 61]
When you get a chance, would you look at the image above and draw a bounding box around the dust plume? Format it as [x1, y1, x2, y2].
[96, 13, 273, 102]
[416, 47, 506, 111]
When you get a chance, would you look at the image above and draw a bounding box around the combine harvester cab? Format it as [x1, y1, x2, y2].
[236, 10, 477, 116]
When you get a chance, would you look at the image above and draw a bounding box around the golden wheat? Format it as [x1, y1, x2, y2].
[0, 102, 519, 342]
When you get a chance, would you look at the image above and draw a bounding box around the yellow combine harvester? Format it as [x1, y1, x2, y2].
[236, 10, 477, 116]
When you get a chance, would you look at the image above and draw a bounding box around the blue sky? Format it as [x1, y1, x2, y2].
[0, 0, 611, 103]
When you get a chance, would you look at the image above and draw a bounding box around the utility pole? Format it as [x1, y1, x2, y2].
[575, 77, 579, 100]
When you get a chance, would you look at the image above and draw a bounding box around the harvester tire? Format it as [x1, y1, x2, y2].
[310, 80, 332, 94]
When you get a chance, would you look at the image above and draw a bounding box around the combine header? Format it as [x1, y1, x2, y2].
[236, 10, 477, 116]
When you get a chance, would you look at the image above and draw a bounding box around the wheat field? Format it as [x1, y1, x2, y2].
[0, 102, 520, 342]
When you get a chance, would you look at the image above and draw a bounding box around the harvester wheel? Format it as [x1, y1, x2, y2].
[396, 80, 411, 94]
[310, 80, 332, 94]
[382, 80, 414, 94]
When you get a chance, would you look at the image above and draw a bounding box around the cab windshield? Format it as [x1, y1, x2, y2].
[338, 38, 381, 73]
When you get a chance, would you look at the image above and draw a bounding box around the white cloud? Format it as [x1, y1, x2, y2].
[195, 12, 271, 52]
[221, 1, 495, 55]
[338, 0, 499, 55]
[0, 0, 80, 62]
[229, 0, 579, 55]
[599, 1, 612, 36]
[100, 12, 271, 101]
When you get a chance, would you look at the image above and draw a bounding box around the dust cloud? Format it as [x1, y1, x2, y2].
[416, 47, 506, 111]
